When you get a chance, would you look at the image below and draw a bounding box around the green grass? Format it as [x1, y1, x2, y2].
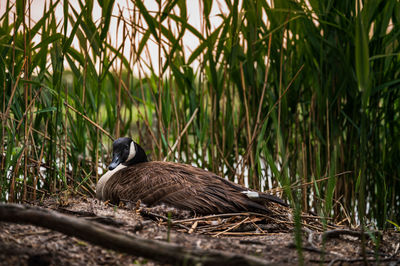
[0, 0, 399, 235]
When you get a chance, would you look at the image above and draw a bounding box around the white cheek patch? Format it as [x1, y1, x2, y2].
[242, 191, 259, 199]
[126, 141, 136, 161]
[96, 164, 127, 200]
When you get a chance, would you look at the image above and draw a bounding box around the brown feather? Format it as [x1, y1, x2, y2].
[100, 161, 286, 215]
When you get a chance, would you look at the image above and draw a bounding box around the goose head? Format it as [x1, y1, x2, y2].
[108, 137, 148, 170]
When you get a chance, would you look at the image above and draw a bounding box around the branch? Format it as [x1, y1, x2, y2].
[0, 203, 271, 266]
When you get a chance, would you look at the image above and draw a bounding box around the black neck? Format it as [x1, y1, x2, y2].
[125, 142, 148, 166]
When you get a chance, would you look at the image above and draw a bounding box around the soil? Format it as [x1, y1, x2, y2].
[0, 196, 399, 265]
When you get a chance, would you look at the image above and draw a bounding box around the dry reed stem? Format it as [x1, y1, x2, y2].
[64, 102, 114, 140]
[239, 62, 254, 186]
[233, 64, 305, 180]
[3, 58, 27, 120]
[164, 108, 199, 161]
[64, 85, 69, 189]
[266, 171, 352, 194]
[161, 201, 336, 236]
[213, 217, 250, 237]
[252, 34, 272, 142]
[118, 77, 160, 150]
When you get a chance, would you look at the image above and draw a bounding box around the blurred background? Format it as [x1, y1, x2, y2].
[0, 0, 399, 230]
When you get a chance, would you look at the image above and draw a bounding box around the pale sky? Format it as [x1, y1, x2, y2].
[0, 0, 229, 75]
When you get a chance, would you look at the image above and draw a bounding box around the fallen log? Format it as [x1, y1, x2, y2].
[0, 203, 271, 266]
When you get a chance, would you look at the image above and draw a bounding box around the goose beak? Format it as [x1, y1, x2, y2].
[108, 155, 121, 170]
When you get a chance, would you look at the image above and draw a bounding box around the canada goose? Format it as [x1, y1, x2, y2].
[96, 137, 287, 214]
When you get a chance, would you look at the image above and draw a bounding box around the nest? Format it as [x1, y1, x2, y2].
[133, 201, 335, 237]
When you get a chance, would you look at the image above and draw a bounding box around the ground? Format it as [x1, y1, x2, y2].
[0, 196, 399, 265]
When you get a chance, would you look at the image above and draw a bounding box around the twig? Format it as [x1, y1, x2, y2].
[213, 217, 250, 237]
[169, 212, 265, 225]
[188, 221, 198, 234]
[207, 232, 270, 236]
[249, 219, 266, 234]
[16, 230, 52, 237]
[300, 214, 333, 220]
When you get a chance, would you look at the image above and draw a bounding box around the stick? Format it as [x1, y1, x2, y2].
[0, 203, 271, 266]
[213, 217, 250, 237]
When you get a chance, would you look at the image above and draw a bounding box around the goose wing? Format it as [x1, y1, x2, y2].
[103, 161, 272, 214]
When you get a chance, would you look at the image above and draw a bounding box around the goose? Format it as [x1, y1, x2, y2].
[96, 137, 287, 214]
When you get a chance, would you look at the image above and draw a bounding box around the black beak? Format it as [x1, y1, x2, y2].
[108, 154, 121, 170]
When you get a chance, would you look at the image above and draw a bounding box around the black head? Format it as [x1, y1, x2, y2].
[108, 137, 148, 170]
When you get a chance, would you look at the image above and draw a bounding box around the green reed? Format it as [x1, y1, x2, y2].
[0, 0, 399, 235]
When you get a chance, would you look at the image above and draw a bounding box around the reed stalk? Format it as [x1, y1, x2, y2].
[0, 0, 398, 232]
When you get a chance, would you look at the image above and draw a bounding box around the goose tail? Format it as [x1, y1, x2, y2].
[242, 191, 288, 207]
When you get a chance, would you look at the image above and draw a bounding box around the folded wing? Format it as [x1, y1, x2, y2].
[102, 161, 284, 214]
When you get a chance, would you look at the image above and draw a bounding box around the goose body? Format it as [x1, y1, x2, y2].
[96, 137, 287, 214]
